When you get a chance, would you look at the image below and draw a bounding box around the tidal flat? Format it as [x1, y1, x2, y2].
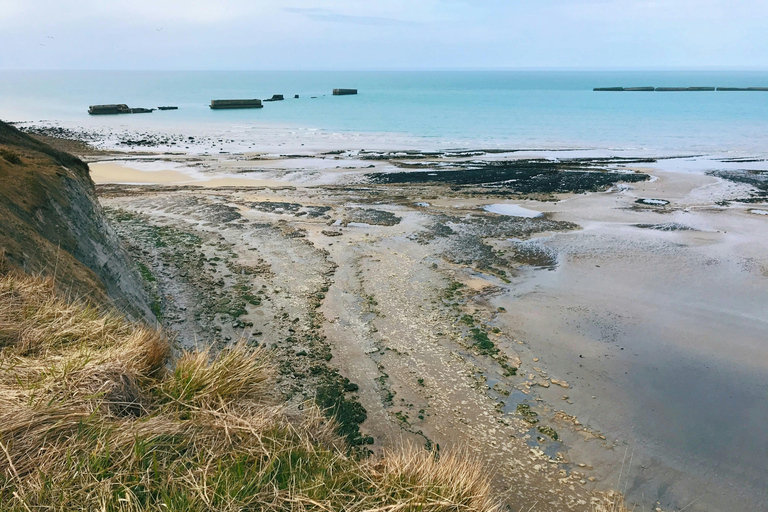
[31, 125, 768, 512]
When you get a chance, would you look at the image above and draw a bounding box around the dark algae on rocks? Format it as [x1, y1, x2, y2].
[368, 158, 650, 194]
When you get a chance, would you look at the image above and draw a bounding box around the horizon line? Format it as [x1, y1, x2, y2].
[2, 66, 768, 73]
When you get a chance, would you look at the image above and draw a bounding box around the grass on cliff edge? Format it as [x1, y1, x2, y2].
[0, 272, 500, 512]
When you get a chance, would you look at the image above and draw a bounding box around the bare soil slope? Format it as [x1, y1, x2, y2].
[0, 120, 150, 319]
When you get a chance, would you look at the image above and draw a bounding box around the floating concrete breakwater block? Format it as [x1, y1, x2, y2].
[593, 87, 654, 91]
[656, 86, 715, 91]
[717, 87, 768, 91]
[88, 104, 155, 115]
[89, 104, 130, 114]
[593, 86, 768, 92]
[209, 99, 263, 109]
[333, 88, 358, 95]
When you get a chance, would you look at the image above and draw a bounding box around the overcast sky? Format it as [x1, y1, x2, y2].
[1, 0, 766, 70]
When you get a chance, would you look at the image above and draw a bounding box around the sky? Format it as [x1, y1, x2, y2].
[1, 0, 766, 70]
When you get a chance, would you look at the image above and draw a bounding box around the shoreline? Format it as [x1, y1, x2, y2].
[30, 124, 768, 511]
[16, 118, 768, 160]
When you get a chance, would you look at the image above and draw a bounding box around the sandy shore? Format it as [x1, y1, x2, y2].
[78, 142, 768, 512]
[492, 169, 768, 511]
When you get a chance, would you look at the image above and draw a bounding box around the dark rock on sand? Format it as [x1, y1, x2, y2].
[367, 159, 650, 194]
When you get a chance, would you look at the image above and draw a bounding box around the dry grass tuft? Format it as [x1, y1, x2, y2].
[368, 445, 500, 512]
[159, 342, 275, 408]
[0, 273, 132, 356]
[0, 273, 500, 512]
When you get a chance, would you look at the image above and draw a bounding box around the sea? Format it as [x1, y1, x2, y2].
[1, 70, 768, 155]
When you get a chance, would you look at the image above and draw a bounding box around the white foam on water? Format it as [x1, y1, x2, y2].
[749, 209, 768, 215]
[484, 203, 543, 218]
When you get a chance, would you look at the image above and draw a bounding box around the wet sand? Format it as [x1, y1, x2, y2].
[86, 147, 768, 512]
[493, 170, 768, 511]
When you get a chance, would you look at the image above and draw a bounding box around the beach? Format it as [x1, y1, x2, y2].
[3, 69, 767, 510]
[43, 129, 764, 512]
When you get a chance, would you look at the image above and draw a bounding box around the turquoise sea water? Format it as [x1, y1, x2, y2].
[1, 70, 768, 153]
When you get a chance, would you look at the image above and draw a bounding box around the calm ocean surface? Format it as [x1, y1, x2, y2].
[1, 70, 768, 154]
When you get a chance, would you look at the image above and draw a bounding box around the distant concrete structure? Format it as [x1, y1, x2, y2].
[333, 89, 358, 95]
[88, 104, 130, 115]
[656, 87, 715, 91]
[209, 99, 263, 109]
[88, 104, 155, 115]
[264, 94, 284, 102]
[717, 87, 768, 91]
[594, 86, 767, 92]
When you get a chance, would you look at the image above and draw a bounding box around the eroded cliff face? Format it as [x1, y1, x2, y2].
[0, 120, 152, 320]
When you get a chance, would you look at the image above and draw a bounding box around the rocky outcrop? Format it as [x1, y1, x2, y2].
[0, 120, 152, 320]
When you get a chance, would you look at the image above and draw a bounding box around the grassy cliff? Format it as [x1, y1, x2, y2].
[0, 120, 150, 319]
[0, 271, 499, 512]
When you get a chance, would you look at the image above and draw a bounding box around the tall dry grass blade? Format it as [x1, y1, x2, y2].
[0, 274, 500, 512]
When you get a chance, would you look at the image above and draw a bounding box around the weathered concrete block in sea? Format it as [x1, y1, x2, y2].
[333, 89, 358, 95]
[264, 94, 284, 102]
[88, 104, 155, 115]
[593, 86, 764, 92]
[88, 104, 131, 115]
[593, 87, 654, 92]
[717, 87, 768, 91]
[209, 99, 264, 109]
[655, 87, 715, 91]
